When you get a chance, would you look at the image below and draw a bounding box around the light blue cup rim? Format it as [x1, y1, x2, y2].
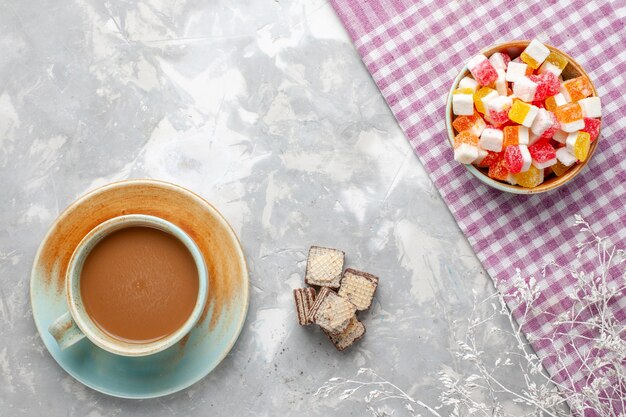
[66, 214, 209, 357]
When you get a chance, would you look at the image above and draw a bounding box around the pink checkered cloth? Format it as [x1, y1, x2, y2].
[330, 0, 626, 413]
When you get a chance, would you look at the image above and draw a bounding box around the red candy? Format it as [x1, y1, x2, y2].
[469, 56, 498, 86]
[532, 101, 546, 109]
[581, 117, 601, 141]
[477, 150, 500, 167]
[542, 72, 560, 96]
[504, 145, 524, 173]
[488, 109, 510, 127]
[530, 73, 560, 101]
[529, 142, 556, 164]
[488, 154, 510, 180]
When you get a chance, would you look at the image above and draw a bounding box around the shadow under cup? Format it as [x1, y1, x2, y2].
[65, 214, 208, 357]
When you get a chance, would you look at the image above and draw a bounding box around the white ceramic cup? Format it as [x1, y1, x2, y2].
[48, 214, 208, 357]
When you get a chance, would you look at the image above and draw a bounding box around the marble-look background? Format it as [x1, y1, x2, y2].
[0, 0, 523, 415]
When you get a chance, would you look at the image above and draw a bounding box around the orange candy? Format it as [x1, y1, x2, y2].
[454, 131, 479, 148]
[555, 102, 583, 123]
[502, 126, 529, 147]
[561, 76, 593, 102]
[452, 112, 486, 136]
[488, 155, 510, 181]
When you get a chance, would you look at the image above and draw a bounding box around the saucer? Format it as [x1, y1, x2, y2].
[30, 179, 249, 398]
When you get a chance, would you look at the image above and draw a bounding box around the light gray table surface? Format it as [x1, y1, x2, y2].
[0, 0, 517, 415]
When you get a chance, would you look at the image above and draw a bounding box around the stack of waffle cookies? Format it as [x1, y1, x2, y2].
[294, 246, 379, 351]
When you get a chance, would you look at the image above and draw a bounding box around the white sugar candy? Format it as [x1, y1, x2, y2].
[452, 91, 474, 116]
[458, 76, 479, 93]
[556, 147, 577, 167]
[513, 77, 538, 102]
[506, 61, 529, 83]
[579, 97, 601, 118]
[531, 108, 554, 136]
[520, 39, 550, 69]
[495, 69, 508, 96]
[454, 143, 479, 164]
[479, 128, 504, 152]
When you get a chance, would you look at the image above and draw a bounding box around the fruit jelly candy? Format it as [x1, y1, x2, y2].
[529, 141, 557, 169]
[467, 54, 498, 86]
[509, 99, 539, 127]
[561, 119, 584, 133]
[555, 102, 582, 123]
[528, 131, 542, 146]
[488, 154, 511, 181]
[560, 76, 593, 102]
[454, 143, 480, 164]
[566, 131, 591, 161]
[486, 96, 513, 127]
[494, 69, 508, 96]
[506, 61, 529, 83]
[452, 88, 475, 116]
[513, 76, 538, 102]
[581, 117, 600, 141]
[545, 93, 567, 112]
[531, 108, 556, 136]
[555, 103, 584, 132]
[514, 165, 544, 188]
[477, 150, 499, 167]
[531, 100, 545, 109]
[504, 145, 532, 173]
[459, 76, 479, 92]
[556, 147, 577, 167]
[479, 127, 504, 152]
[503, 125, 530, 147]
[551, 160, 571, 177]
[454, 131, 479, 148]
[474, 148, 489, 165]
[538, 112, 560, 140]
[530, 72, 559, 101]
[538, 51, 568, 76]
[452, 112, 487, 136]
[520, 39, 550, 69]
[542, 72, 560, 96]
[552, 130, 569, 144]
[474, 87, 498, 114]
[578, 97, 602, 118]
[489, 52, 511, 71]
[505, 173, 518, 185]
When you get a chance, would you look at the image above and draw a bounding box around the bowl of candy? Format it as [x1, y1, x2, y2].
[445, 39, 601, 193]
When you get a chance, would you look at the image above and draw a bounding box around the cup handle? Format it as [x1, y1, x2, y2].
[48, 312, 85, 350]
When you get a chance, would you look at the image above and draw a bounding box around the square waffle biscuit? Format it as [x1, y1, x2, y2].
[338, 268, 378, 310]
[304, 246, 345, 288]
[308, 287, 356, 334]
[323, 315, 366, 351]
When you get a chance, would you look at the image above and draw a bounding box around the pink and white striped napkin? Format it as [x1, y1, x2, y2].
[330, 0, 626, 413]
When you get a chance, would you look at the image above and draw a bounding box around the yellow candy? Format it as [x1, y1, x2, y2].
[520, 51, 540, 69]
[552, 160, 571, 177]
[474, 87, 495, 114]
[541, 52, 568, 73]
[573, 132, 591, 161]
[454, 88, 474, 95]
[508, 99, 537, 127]
[514, 165, 544, 188]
